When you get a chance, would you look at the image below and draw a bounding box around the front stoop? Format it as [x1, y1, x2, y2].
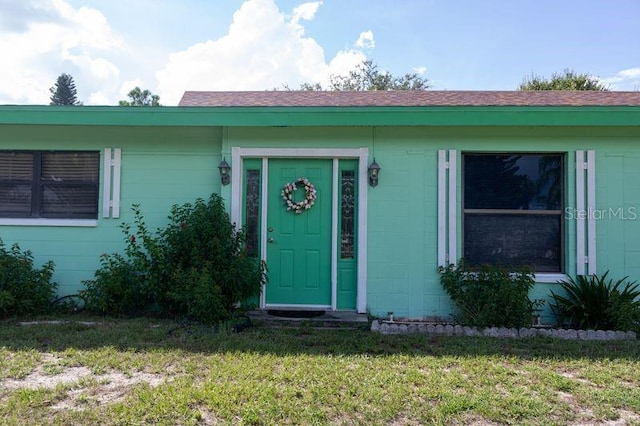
[247, 310, 369, 329]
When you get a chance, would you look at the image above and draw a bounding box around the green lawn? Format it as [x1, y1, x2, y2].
[1, 317, 639, 425]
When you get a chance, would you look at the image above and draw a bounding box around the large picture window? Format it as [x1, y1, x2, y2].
[0, 151, 100, 219]
[463, 153, 564, 272]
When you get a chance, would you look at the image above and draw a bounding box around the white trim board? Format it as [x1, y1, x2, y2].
[586, 150, 597, 275]
[331, 158, 339, 311]
[575, 150, 597, 275]
[437, 149, 457, 266]
[575, 150, 586, 275]
[0, 219, 97, 227]
[231, 147, 369, 313]
[102, 148, 112, 218]
[102, 148, 121, 219]
[264, 304, 332, 310]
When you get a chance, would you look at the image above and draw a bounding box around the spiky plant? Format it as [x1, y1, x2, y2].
[550, 271, 640, 331]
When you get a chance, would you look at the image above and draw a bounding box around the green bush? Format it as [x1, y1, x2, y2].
[550, 272, 640, 331]
[439, 260, 542, 328]
[84, 194, 266, 324]
[0, 239, 57, 317]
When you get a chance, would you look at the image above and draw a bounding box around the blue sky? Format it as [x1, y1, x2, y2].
[1, 0, 638, 105]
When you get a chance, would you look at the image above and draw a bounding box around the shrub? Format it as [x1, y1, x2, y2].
[84, 194, 266, 324]
[160, 195, 265, 323]
[0, 239, 57, 317]
[83, 252, 152, 317]
[83, 204, 160, 317]
[439, 260, 542, 328]
[550, 272, 640, 331]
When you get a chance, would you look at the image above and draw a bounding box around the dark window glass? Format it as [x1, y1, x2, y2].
[464, 154, 562, 210]
[0, 151, 99, 219]
[245, 169, 260, 256]
[464, 214, 561, 272]
[463, 153, 564, 272]
[340, 170, 355, 259]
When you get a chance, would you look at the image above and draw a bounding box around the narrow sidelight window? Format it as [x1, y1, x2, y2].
[245, 169, 261, 256]
[340, 170, 356, 259]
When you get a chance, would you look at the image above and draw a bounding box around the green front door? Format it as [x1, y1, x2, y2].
[266, 158, 332, 306]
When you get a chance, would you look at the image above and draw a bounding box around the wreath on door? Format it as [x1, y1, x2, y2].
[281, 177, 317, 214]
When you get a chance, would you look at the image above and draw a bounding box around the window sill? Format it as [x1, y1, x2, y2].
[534, 273, 568, 283]
[0, 218, 98, 227]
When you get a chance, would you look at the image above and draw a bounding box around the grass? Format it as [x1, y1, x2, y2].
[0, 316, 639, 425]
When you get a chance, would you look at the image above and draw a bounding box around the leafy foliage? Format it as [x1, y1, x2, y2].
[118, 86, 161, 106]
[0, 238, 57, 317]
[83, 194, 266, 324]
[519, 69, 608, 91]
[439, 260, 542, 328]
[49, 73, 81, 105]
[289, 60, 431, 91]
[550, 272, 640, 331]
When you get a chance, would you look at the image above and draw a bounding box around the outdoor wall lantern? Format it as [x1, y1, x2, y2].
[218, 158, 231, 186]
[368, 159, 380, 187]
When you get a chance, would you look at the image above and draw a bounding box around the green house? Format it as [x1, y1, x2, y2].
[2, 90, 640, 321]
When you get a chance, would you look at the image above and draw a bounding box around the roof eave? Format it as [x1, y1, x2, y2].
[0, 105, 639, 127]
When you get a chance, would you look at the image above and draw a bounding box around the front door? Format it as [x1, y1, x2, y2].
[265, 158, 332, 307]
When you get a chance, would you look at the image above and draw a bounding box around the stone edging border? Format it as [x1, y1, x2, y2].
[371, 320, 637, 340]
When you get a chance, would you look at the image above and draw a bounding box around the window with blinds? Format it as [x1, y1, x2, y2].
[0, 151, 99, 219]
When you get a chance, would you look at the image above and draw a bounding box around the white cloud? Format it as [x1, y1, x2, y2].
[620, 68, 640, 79]
[600, 67, 640, 91]
[120, 79, 143, 98]
[291, 1, 322, 24]
[355, 30, 375, 49]
[0, 0, 374, 106]
[327, 49, 367, 78]
[156, 0, 371, 105]
[87, 91, 110, 105]
[0, 0, 126, 105]
[413, 66, 427, 75]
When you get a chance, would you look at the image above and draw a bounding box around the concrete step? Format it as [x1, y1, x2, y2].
[247, 310, 370, 330]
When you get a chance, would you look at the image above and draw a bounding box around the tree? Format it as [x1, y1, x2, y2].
[519, 69, 608, 91]
[119, 87, 161, 106]
[288, 60, 431, 91]
[49, 73, 80, 105]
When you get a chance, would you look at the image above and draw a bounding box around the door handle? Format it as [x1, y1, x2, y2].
[268, 237, 275, 243]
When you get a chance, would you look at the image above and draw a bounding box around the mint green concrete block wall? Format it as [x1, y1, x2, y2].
[369, 126, 640, 320]
[596, 142, 640, 282]
[0, 125, 222, 295]
[228, 125, 640, 320]
[5, 121, 638, 319]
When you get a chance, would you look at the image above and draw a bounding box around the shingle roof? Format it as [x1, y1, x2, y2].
[179, 90, 640, 107]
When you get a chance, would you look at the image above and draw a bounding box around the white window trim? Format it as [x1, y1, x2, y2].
[231, 147, 369, 313]
[446, 151, 581, 281]
[0, 218, 97, 227]
[535, 273, 569, 283]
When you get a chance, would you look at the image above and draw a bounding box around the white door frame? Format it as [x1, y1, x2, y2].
[231, 147, 369, 313]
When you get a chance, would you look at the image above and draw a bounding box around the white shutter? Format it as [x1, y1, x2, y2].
[575, 150, 596, 275]
[438, 149, 457, 266]
[102, 148, 122, 218]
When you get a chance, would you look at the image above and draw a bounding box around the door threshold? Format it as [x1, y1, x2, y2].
[264, 304, 332, 311]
